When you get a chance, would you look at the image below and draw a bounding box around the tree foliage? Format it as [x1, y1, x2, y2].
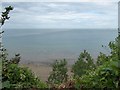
[74, 37, 120, 89]
[48, 59, 68, 86]
[72, 50, 96, 77]
[1, 50, 47, 89]
[1, 6, 13, 26]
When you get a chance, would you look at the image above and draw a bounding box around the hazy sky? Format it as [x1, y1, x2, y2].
[2, 0, 119, 29]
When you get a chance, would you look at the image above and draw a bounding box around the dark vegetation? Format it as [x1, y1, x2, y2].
[0, 6, 120, 90]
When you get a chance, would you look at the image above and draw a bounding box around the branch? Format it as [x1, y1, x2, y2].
[0, 6, 13, 26]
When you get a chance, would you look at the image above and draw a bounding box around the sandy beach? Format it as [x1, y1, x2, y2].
[20, 63, 52, 81]
[20, 62, 72, 82]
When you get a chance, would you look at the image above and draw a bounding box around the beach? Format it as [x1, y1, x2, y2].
[20, 62, 72, 81]
[20, 63, 52, 81]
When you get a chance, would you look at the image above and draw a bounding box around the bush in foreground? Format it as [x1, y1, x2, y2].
[48, 59, 68, 87]
[74, 37, 119, 89]
[2, 53, 48, 89]
[72, 50, 96, 77]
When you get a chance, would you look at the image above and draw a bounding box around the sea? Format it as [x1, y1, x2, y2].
[3, 28, 118, 65]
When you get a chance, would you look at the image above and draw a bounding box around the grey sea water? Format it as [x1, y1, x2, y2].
[3, 28, 118, 65]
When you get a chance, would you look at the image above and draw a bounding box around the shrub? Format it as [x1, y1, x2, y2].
[72, 50, 96, 77]
[75, 60, 119, 89]
[48, 59, 68, 86]
[2, 54, 47, 89]
[74, 37, 120, 89]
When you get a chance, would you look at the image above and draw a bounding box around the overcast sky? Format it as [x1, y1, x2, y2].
[2, 1, 119, 29]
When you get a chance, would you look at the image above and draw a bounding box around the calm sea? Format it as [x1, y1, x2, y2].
[3, 28, 118, 65]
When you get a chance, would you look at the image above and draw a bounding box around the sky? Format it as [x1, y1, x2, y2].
[1, 0, 119, 29]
